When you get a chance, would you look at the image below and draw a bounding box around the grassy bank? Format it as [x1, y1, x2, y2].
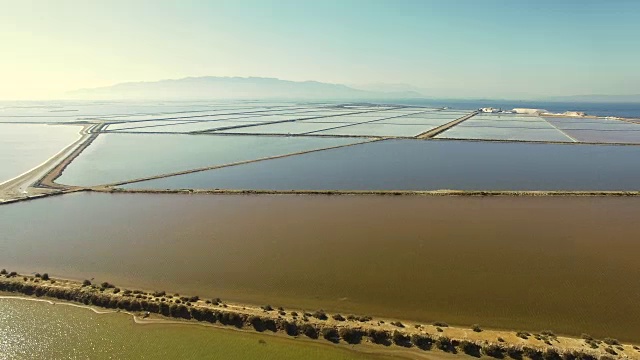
[1, 271, 637, 359]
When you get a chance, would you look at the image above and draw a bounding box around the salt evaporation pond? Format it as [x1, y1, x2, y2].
[0, 124, 81, 184]
[56, 133, 367, 186]
[123, 139, 640, 191]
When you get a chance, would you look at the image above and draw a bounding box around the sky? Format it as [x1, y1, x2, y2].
[1, 0, 640, 100]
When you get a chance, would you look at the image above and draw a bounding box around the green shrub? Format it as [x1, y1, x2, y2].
[603, 338, 619, 346]
[322, 327, 339, 342]
[543, 348, 561, 360]
[368, 329, 390, 345]
[339, 327, 363, 344]
[35, 273, 41, 278]
[584, 339, 598, 349]
[301, 324, 318, 339]
[392, 330, 411, 347]
[517, 332, 530, 339]
[264, 319, 277, 332]
[280, 320, 298, 336]
[410, 333, 433, 350]
[261, 304, 273, 311]
[459, 340, 481, 357]
[332, 313, 345, 321]
[390, 321, 404, 328]
[522, 346, 543, 360]
[603, 348, 617, 356]
[433, 321, 449, 327]
[313, 310, 328, 320]
[436, 336, 453, 352]
[483, 344, 504, 358]
[507, 347, 524, 360]
[82, 280, 91, 286]
[248, 316, 266, 332]
[41, 273, 49, 281]
[0, 269, 6, 275]
[472, 324, 482, 332]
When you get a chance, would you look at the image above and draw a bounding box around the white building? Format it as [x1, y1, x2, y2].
[563, 111, 586, 117]
[512, 108, 548, 115]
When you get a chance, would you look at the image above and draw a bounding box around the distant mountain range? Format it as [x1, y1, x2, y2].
[69, 77, 424, 100]
[68, 76, 640, 103]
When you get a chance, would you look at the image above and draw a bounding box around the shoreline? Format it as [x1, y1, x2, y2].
[0, 295, 451, 360]
[1, 272, 637, 359]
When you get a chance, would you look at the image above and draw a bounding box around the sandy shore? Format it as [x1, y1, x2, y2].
[0, 273, 637, 359]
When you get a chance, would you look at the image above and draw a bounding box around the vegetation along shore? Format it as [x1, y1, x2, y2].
[1, 270, 637, 360]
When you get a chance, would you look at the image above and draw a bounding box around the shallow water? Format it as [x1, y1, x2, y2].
[437, 116, 573, 142]
[312, 123, 431, 136]
[436, 126, 573, 142]
[56, 134, 365, 186]
[0, 298, 383, 360]
[1, 193, 639, 341]
[544, 117, 640, 144]
[0, 124, 81, 184]
[123, 139, 640, 191]
[215, 121, 349, 135]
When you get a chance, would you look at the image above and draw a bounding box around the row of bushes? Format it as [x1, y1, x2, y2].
[0, 277, 608, 360]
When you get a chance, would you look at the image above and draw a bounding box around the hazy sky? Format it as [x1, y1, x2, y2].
[2, 0, 640, 99]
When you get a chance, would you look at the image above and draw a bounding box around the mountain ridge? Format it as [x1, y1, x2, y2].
[69, 76, 424, 100]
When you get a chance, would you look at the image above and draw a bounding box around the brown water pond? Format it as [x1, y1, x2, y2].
[1, 193, 638, 341]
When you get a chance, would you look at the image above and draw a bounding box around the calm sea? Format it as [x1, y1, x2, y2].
[387, 99, 640, 118]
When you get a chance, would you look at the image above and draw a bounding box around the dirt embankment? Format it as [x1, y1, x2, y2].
[35, 123, 105, 189]
[0, 272, 637, 360]
[101, 188, 640, 197]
